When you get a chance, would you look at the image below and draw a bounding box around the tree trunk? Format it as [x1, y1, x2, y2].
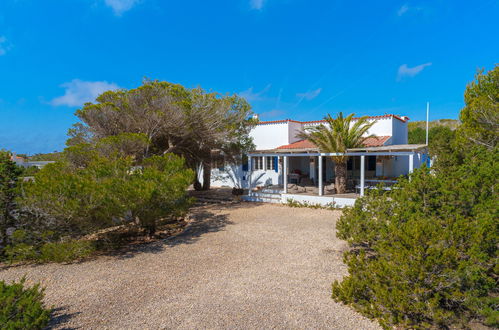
[335, 161, 347, 194]
[202, 161, 211, 191]
[193, 177, 202, 191]
[145, 221, 156, 238]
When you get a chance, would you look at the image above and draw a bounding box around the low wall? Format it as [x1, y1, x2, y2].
[281, 193, 356, 208]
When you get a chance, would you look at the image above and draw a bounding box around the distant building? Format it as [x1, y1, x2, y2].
[10, 153, 55, 169]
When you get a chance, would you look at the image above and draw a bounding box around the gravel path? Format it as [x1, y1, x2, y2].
[0, 203, 380, 329]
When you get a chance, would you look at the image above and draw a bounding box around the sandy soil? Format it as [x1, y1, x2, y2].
[0, 203, 380, 329]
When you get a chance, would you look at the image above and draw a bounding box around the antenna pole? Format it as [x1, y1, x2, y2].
[426, 102, 430, 145]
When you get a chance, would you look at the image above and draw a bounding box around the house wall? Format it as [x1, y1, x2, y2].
[288, 121, 304, 144]
[249, 168, 280, 187]
[391, 118, 408, 144]
[303, 117, 396, 143]
[250, 122, 290, 150]
[364, 117, 393, 139]
[376, 155, 411, 178]
[208, 164, 248, 188]
[210, 115, 413, 188]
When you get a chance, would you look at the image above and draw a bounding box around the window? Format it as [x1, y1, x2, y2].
[253, 156, 263, 170]
[367, 156, 376, 171]
[266, 156, 276, 170]
[347, 158, 353, 170]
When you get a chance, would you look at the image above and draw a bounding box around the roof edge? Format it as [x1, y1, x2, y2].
[257, 114, 409, 125]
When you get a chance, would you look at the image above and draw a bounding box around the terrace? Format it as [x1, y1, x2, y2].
[243, 143, 428, 207]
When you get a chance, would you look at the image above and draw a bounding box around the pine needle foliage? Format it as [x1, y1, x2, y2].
[332, 147, 498, 329]
[0, 277, 51, 329]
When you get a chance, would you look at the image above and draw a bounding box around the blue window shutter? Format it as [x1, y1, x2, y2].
[274, 157, 278, 172]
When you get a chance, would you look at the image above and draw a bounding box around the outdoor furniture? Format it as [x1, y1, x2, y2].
[346, 179, 356, 191]
[288, 173, 300, 184]
[299, 177, 314, 186]
[325, 183, 336, 194]
[355, 179, 397, 194]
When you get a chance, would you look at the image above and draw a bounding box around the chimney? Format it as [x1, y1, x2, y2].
[252, 114, 260, 121]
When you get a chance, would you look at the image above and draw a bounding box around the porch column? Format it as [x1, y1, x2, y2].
[409, 154, 414, 174]
[318, 155, 323, 196]
[360, 155, 365, 196]
[248, 156, 252, 190]
[283, 156, 288, 193]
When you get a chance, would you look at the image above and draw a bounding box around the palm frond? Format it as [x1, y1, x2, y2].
[300, 112, 377, 162]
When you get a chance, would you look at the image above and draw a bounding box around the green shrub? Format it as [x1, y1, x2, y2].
[22, 152, 193, 238]
[332, 147, 498, 329]
[0, 278, 51, 329]
[38, 240, 95, 263]
[285, 198, 338, 210]
[3, 243, 38, 263]
[4, 230, 95, 264]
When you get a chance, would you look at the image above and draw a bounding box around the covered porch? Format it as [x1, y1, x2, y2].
[245, 144, 427, 206]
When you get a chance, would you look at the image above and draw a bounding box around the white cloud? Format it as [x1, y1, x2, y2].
[104, 0, 140, 16]
[397, 3, 424, 17]
[0, 36, 9, 56]
[239, 84, 271, 102]
[397, 63, 432, 81]
[50, 79, 120, 107]
[397, 3, 410, 16]
[250, 0, 266, 10]
[296, 88, 322, 100]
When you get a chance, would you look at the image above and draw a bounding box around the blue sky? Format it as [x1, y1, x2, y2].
[0, 0, 498, 154]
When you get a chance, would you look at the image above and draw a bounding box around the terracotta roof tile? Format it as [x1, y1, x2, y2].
[362, 135, 391, 147]
[276, 139, 317, 149]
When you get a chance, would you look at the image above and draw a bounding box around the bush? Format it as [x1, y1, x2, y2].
[4, 238, 95, 264]
[0, 278, 51, 329]
[22, 152, 194, 238]
[38, 240, 95, 263]
[332, 147, 498, 329]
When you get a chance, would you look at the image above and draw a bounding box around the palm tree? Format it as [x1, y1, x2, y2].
[301, 112, 376, 194]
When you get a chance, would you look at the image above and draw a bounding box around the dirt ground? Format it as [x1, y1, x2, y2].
[0, 203, 380, 329]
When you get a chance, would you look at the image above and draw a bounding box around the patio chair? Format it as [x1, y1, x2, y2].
[299, 177, 314, 186]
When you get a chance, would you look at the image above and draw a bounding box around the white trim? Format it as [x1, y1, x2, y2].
[283, 156, 288, 193]
[250, 151, 420, 157]
[318, 155, 323, 196]
[360, 155, 365, 196]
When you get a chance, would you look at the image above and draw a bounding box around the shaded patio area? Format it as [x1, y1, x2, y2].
[248, 144, 427, 198]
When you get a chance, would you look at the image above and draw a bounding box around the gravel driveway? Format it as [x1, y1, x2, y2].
[0, 203, 380, 329]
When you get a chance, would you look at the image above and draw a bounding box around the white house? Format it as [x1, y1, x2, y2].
[208, 114, 428, 207]
[10, 153, 55, 169]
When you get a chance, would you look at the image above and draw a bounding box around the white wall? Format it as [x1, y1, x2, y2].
[379, 155, 412, 178]
[209, 164, 248, 188]
[250, 122, 290, 150]
[209, 156, 281, 188]
[365, 118, 393, 139]
[288, 121, 304, 144]
[391, 118, 408, 144]
[303, 117, 395, 142]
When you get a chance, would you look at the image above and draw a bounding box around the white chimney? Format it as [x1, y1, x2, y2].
[252, 114, 260, 120]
